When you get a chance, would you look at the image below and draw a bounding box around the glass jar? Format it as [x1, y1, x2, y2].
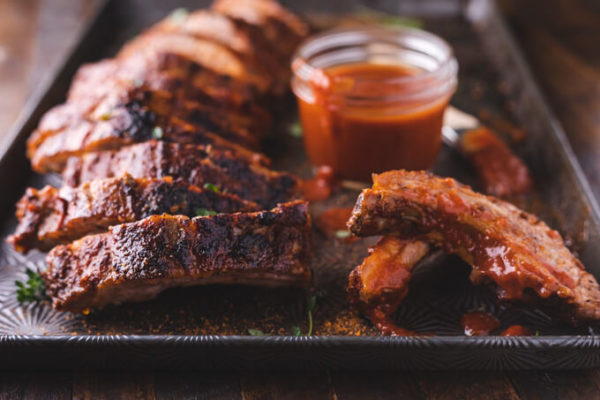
[291, 26, 458, 181]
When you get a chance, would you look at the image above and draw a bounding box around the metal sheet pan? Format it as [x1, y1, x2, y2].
[1, 0, 600, 370]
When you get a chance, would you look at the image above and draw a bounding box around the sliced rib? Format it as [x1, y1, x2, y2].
[61, 140, 298, 209]
[348, 170, 600, 322]
[43, 201, 312, 312]
[8, 174, 258, 253]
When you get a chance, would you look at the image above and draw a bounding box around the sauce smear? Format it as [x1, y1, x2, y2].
[460, 311, 500, 336]
[315, 207, 356, 242]
[500, 325, 531, 336]
[297, 62, 451, 181]
[300, 166, 336, 202]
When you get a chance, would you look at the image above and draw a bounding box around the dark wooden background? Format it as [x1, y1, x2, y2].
[0, 0, 599, 398]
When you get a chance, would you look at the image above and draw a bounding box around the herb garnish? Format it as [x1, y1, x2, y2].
[195, 208, 218, 217]
[291, 295, 317, 336]
[169, 8, 189, 23]
[289, 121, 303, 138]
[100, 113, 111, 121]
[248, 329, 265, 336]
[335, 230, 351, 239]
[151, 126, 164, 139]
[15, 269, 47, 304]
[203, 183, 220, 193]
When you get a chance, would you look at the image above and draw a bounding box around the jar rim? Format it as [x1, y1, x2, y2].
[291, 25, 458, 104]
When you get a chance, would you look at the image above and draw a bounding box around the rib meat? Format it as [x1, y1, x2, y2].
[8, 174, 258, 253]
[43, 201, 312, 312]
[151, 10, 290, 95]
[118, 32, 271, 93]
[212, 0, 308, 59]
[28, 88, 266, 173]
[61, 140, 298, 209]
[348, 170, 600, 322]
[459, 127, 532, 197]
[68, 53, 269, 122]
[348, 237, 429, 335]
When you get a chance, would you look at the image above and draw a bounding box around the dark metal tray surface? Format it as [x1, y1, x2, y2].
[1, 0, 600, 370]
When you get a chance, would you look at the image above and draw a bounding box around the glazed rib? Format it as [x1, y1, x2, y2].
[459, 127, 532, 197]
[61, 140, 298, 209]
[68, 53, 269, 123]
[43, 201, 312, 312]
[8, 174, 258, 253]
[348, 170, 600, 321]
[348, 237, 429, 335]
[212, 0, 308, 59]
[119, 32, 271, 93]
[151, 10, 290, 95]
[28, 88, 266, 173]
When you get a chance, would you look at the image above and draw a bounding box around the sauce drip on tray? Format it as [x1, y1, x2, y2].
[460, 311, 500, 336]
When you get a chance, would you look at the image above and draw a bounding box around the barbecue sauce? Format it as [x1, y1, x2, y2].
[315, 207, 356, 242]
[460, 311, 500, 336]
[500, 325, 531, 336]
[296, 62, 451, 181]
[300, 166, 336, 202]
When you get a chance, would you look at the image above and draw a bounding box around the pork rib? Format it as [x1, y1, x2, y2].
[43, 201, 312, 312]
[28, 89, 265, 173]
[348, 170, 600, 321]
[348, 237, 429, 335]
[61, 140, 298, 209]
[8, 174, 258, 253]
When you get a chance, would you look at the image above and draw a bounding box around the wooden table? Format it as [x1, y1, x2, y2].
[1, 0, 599, 398]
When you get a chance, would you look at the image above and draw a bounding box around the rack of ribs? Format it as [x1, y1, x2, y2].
[9, 174, 258, 253]
[348, 170, 600, 323]
[43, 201, 312, 312]
[61, 140, 298, 209]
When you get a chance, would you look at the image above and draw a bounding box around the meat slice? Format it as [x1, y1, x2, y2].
[348, 237, 429, 335]
[43, 201, 312, 312]
[212, 0, 308, 59]
[28, 88, 266, 173]
[61, 140, 298, 209]
[119, 32, 271, 93]
[68, 54, 269, 123]
[8, 174, 258, 253]
[459, 127, 532, 197]
[348, 170, 600, 322]
[152, 10, 290, 94]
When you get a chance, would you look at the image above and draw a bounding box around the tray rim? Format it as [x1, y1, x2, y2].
[1, 0, 600, 369]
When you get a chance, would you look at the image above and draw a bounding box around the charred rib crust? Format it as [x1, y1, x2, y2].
[61, 141, 298, 208]
[43, 201, 312, 311]
[8, 175, 258, 252]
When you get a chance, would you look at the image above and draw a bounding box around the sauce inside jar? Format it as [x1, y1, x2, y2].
[296, 62, 452, 181]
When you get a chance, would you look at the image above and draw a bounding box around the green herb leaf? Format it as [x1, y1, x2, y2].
[15, 269, 47, 304]
[203, 183, 220, 193]
[335, 230, 351, 239]
[307, 295, 317, 312]
[291, 326, 302, 336]
[100, 113, 111, 121]
[151, 126, 164, 139]
[195, 208, 218, 217]
[535, 330, 540, 337]
[248, 329, 265, 336]
[289, 121, 302, 138]
[169, 8, 189, 23]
